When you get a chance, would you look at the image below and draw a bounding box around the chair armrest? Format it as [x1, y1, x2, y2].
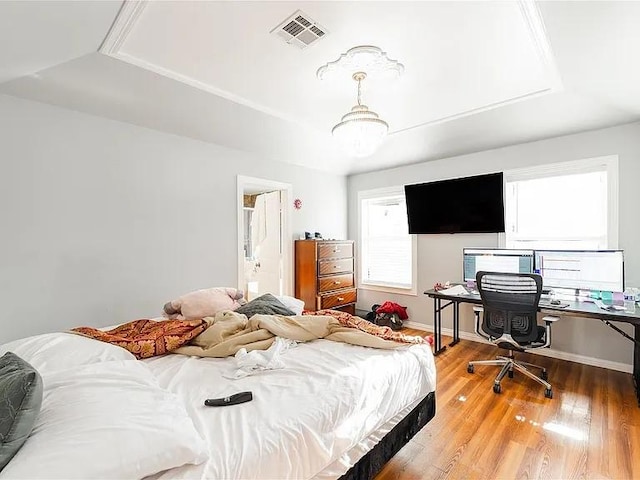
[534, 316, 559, 349]
[473, 306, 491, 341]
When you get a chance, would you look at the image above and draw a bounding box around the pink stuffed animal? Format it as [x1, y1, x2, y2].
[163, 287, 246, 320]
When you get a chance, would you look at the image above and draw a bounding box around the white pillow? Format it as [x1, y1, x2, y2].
[276, 295, 305, 315]
[1, 361, 208, 479]
[0, 332, 135, 375]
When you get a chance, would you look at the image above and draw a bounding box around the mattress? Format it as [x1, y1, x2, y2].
[144, 339, 436, 480]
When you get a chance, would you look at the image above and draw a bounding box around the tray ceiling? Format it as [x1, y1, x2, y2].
[102, 1, 562, 135]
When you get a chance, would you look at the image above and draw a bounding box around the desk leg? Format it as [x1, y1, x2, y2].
[449, 301, 460, 347]
[600, 318, 640, 408]
[635, 325, 640, 407]
[433, 298, 446, 356]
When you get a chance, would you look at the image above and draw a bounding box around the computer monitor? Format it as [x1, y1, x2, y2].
[534, 250, 624, 292]
[463, 248, 535, 282]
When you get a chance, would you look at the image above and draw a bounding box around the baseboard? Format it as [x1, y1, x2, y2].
[403, 320, 633, 374]
[403, 321, 432, 333]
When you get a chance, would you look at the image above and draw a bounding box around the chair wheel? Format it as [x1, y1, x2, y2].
[467, 364, 474, 374]
[541, 370, 548, 381]
[493, 384, 501, 394]
[545, 388, 553, 399]
[508, 370, 514, 378]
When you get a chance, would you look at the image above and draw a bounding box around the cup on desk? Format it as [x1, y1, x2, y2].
[624, 289, 636, 313]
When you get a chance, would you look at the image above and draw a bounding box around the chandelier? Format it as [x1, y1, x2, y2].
[332, 72, 388, 158]
[317, 46, 403, 158]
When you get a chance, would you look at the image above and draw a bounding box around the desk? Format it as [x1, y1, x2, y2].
[424, 289, 640, 406]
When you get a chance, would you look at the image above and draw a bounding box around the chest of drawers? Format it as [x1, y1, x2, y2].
[294, 240, 356, 315]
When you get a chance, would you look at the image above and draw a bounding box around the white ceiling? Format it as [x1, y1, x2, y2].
[0, 1, 122, 84]
[1, 1, 639, 175]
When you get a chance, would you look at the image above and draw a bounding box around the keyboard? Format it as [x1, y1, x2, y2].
[539, 299, 569, 308]
[460, 291, 480, 298]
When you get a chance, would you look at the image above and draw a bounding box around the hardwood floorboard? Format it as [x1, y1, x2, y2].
[375, 329, 640, 480]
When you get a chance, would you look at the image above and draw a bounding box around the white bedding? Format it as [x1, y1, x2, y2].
[0, 332, 136, 373]
[144, 339, 436, 480]
[0, 358, 208, 480]
[1, 332, 435, 480]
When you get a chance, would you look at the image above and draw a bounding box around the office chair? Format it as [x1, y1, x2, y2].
[467, 271, 559, 398]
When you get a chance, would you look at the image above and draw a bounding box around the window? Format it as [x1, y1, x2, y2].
[503, 156, 618, 250]
[358, 188, 417, 294]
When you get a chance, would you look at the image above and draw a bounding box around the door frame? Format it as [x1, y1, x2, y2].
[236, 175, 293, 297]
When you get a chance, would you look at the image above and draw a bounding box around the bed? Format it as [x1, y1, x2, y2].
[0, 323, 436, 479]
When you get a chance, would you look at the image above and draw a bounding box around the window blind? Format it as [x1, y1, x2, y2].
[361, 195, 412, 288]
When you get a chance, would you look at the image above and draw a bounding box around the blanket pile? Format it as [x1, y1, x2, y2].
[173, 310, 421, 358]
[71, 309, 425, 359]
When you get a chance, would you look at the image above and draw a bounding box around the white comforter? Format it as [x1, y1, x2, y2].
[1, 332, 435, 480]
[144, 339, 436, 480]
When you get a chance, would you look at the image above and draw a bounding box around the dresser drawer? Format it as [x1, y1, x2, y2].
[318, 273, 354, 293]
[318, 258, 353, 276]
[319, 289, 357, 310]
[317, 243, 353, 260]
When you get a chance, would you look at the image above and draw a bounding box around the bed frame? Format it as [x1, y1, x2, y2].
[339, 391, 436, 480]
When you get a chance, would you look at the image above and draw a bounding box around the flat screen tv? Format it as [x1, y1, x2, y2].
[404, 172, 505, 234]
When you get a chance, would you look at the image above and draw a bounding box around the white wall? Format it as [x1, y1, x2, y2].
[348, 122, 640, 368]
[0, 94, 347, 342]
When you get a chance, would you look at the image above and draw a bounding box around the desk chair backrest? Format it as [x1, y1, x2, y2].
[476, 271, 543, 345]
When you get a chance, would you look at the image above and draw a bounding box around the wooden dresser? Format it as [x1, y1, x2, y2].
[294, 240, 356, 315]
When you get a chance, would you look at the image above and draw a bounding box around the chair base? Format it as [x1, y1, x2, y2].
[467, 352, 553, 398]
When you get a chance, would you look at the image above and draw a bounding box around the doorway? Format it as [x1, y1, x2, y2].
[237, 176, 292, 301]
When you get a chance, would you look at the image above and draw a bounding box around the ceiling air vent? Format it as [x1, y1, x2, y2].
[271, 10, 327, 49]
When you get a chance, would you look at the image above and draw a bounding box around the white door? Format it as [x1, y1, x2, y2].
[237, 175, 292, 301]
[246, 191, 282, 300]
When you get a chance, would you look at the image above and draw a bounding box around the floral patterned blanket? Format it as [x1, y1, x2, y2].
[71, 318, 210, 359]
[303, 309, 426, 345]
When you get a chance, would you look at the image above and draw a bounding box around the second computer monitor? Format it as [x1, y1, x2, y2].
[534, 250, 624, 292]
[463, 248, 535, 282]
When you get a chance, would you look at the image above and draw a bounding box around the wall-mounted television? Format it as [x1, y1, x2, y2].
[404, 172, 505, 234]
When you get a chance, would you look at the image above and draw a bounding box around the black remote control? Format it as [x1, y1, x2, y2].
[204, 391, 253, 407]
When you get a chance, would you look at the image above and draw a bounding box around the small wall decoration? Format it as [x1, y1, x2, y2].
[293, 198, 303, 210]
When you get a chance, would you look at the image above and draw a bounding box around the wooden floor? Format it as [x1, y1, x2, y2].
[375, 329, 640, 480]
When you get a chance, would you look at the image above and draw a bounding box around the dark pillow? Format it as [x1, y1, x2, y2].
[235, 293, 296, 318]
[0, 352, 43, 471]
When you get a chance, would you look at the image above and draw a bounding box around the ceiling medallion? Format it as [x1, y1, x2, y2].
[317, 46, 403, 158]
[316, 45, 404, 81]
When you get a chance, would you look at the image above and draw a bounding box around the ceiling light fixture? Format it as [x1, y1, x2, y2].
[331, 72, 388, 158]
[317, 46, 403, 158]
